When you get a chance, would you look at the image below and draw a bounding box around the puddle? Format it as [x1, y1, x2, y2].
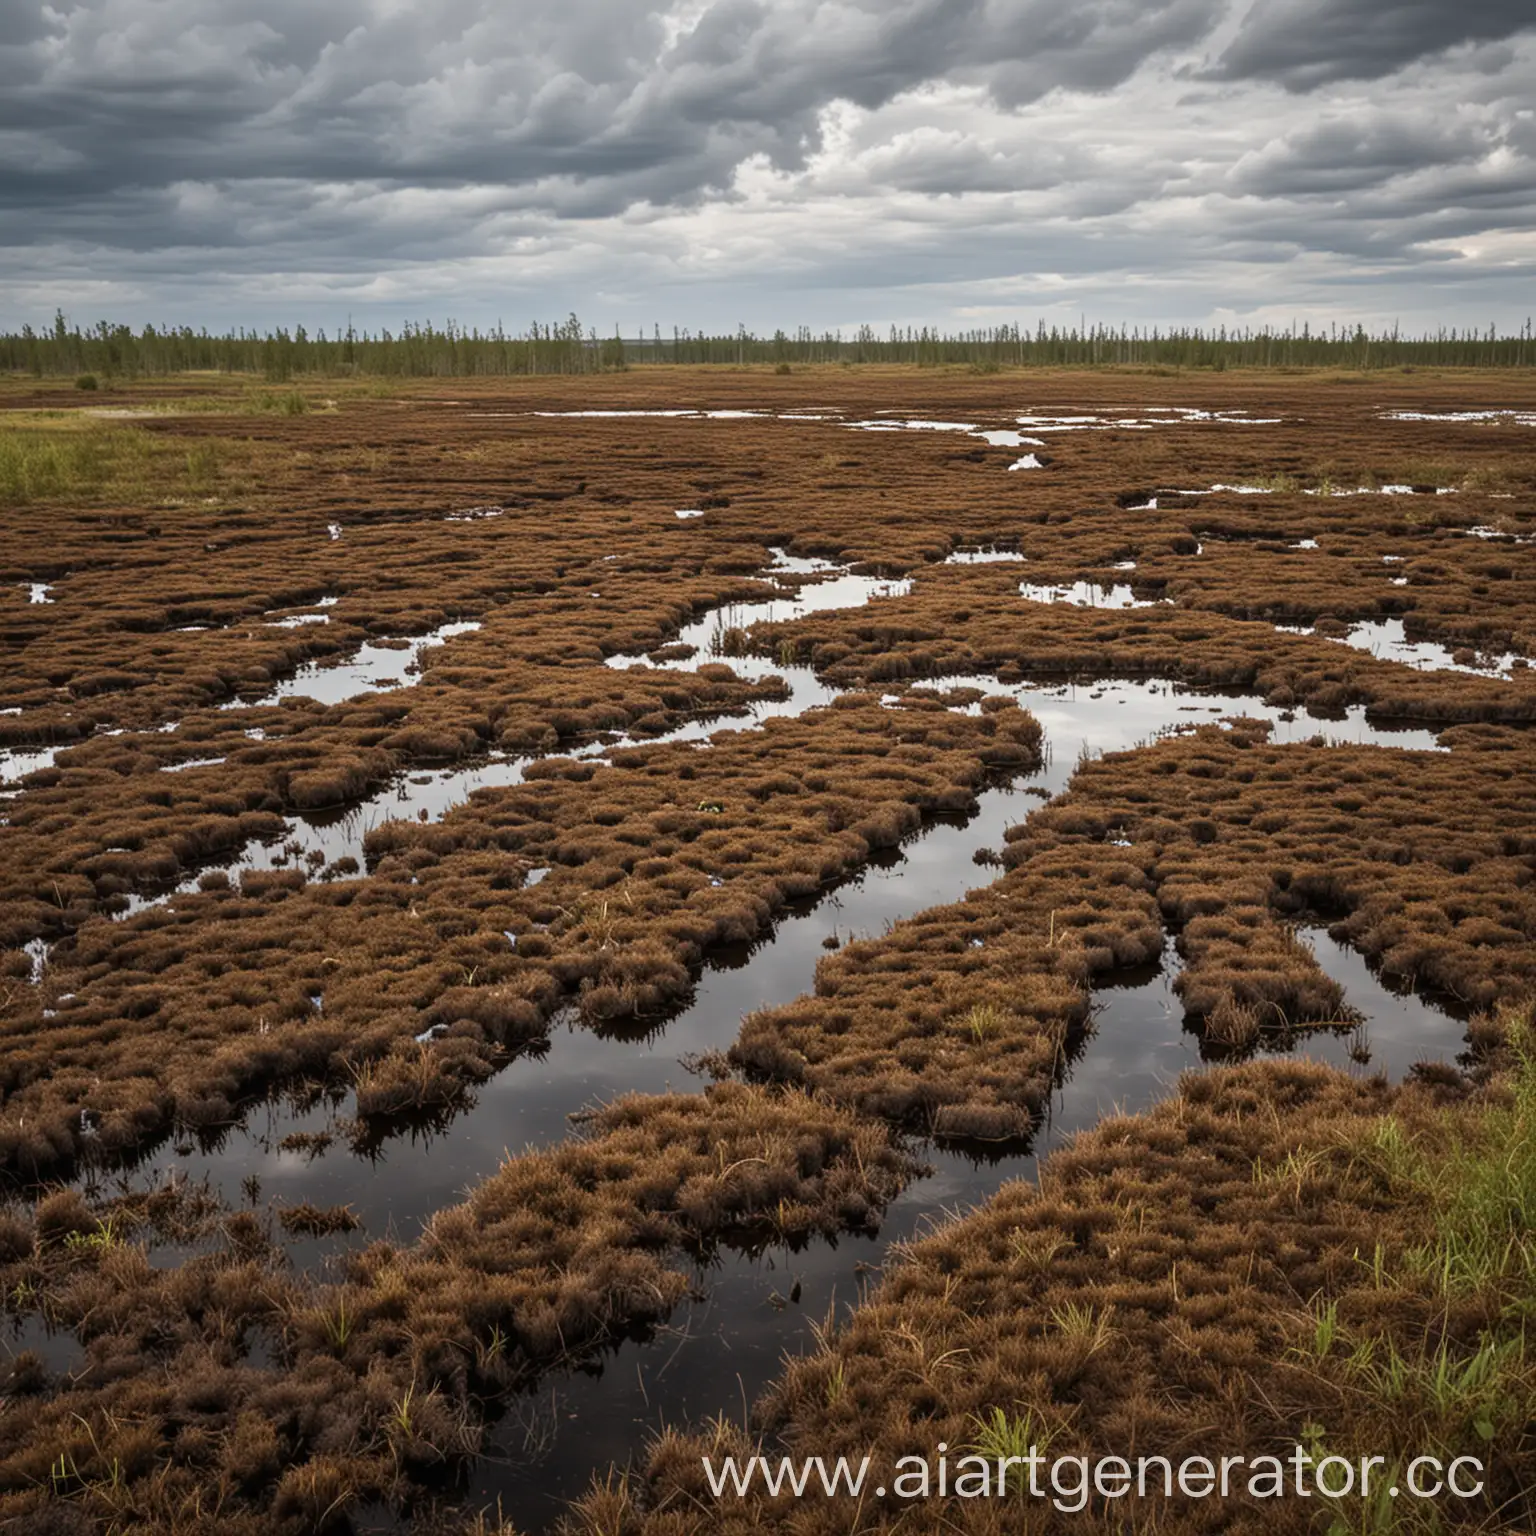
[1321, 618, 1520, 677]
[763, 547, 842, 575]
[674, 509, 704, 520]
[220, 620, 482, 710]
[1463, 525, 1535, 544]
[1304, 486, 1457, 498]
[490, 405, 1277, 471]
[117, 753, 540, 919]
[1162, 484, 1275, 496]
[973, 430, 1046, 448]
[22, 583, 55, 604]
[1, 1312, 86, 1379]
[1384, 409, 1536, 427]
[151, 598, 341, 638]
[944, 546, 1025, 564]
[1013, 409, 1281, 432]
[0, 745, 62, 785]
[1020, 580, 1161, 609]
[1012, 414, 1112, 430]
[1035, 926, 1463, 1157]
[1275, 930, 1468, 1080]
[847, 420, 1048, 452]
[1160, 483, 1471, 499]
[604, 556, 913, 729]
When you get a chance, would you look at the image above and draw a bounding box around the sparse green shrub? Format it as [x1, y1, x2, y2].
[969, 1407, 1056, 1490]
[185, 442, 219, 487]
[245, 390, 308, 415]
[961, 1001, 1005, 1042]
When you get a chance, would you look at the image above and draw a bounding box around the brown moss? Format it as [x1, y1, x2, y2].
[731, 843, 1162, 1143]
[575, 1056, 1530, 1536]
[1, 696, 1033, 1179]
[998, 722, 1536, 1014]
[4, 367, 1536, 1532]
[0, 1085, 911, 1531]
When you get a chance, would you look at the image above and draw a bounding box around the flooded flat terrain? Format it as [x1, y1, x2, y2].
[2, 369, 1533, 1536]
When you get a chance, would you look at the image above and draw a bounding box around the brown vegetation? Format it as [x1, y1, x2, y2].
[573, 1030, 1536, 1535]
[3, 366, 1536, 1533]
[0, 1085, 912, 1533]
[998, 720, 1536, 1017]
[1, 695, 1035, 1179]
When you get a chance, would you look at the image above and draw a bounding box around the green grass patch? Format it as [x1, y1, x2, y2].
[0, 419, 258, 507]
[1294, 998, 1536, 1520]
[1352, 1000, 1536, 1303]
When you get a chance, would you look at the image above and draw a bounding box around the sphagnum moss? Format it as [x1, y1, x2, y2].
[570, 1026, 1536, 1536]
[0, 1085, 915, 1531]
[2, 368, 1535, 1534]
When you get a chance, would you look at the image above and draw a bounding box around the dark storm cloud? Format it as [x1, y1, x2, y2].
[1229, 114, 1493, 195]
[0, 0, 1217, 217]
[1212, 0, 1536, 90]
[0, 0, 1533, 330]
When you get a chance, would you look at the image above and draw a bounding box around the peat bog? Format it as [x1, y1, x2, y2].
[2, 366, 1535, 1534]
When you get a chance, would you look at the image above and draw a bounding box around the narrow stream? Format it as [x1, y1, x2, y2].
[110, 553, 904, 915]
[81, 670, 1448, 1225]
[454, 920, 1467, 1530]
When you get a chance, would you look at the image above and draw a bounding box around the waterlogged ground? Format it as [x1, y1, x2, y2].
[1, 367, 1534, 1535]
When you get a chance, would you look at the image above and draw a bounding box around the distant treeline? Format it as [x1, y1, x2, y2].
[3, 311, 1535, 379]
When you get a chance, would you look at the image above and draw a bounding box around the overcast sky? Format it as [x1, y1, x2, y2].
[2, 0, 1533, 336]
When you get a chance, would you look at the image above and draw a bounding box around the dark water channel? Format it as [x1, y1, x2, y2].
[451, 922, 1467, 1530]
[22, 553, 1476, 1531]
[83, 672, 1448, 1231]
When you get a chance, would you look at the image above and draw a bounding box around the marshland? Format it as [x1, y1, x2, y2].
[2, 359, 1535, 1536]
